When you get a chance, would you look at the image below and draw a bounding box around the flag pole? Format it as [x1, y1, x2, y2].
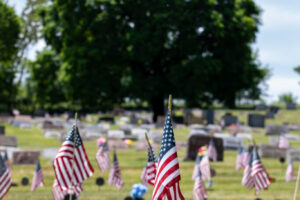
[70, 112, 78, 200]
[293, 165, 300, 200]
[168, 94, 172, 116]
[145, 132, 154, 162]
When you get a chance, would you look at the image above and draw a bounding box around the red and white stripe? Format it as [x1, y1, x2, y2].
[52, 179, 67, 200]
[242, 164, 254, 190]
[285, 163, 295, 182]
[199, 156, 211, 181]
[207, 144, 217, 162]
[241, 152, 250, 168]
[108, 160, 124, 189]
[96, 146, 110, 172]
[236, 153, 244, 171]
[146, 161, 157, 185]
[53, 140, 94, 193]
[141, 167, 149, 186]
[31, 169, 44, 191]
[192, 164, 199, 180]
[152, 147, 184, 200]
[193, 175, 207, 200]
[0, 169, 12, 200]
[251, 160, 270, 194]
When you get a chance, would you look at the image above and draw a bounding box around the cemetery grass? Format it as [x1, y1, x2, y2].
[2, 110, 300, 200]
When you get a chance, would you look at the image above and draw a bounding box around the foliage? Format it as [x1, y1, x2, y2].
[36, 0, 266, 119]
[0, 0, 21, 110]
[278, 93, 297, 104]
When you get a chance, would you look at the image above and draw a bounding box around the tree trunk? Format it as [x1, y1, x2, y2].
[151, 94, 165, 123]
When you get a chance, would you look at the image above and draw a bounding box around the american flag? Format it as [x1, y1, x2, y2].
[285, 160, 295, 182]
[199, 155, 211, 181]
[0, 155, 12, 200]
[141, 167, 149, 186]
[236, 146, 244, 171]
[242, 150, 254, 190]
[251, 147, 270, 194]
[52, 179, 82, 200]
[278, 133, 289, 149]
[207, 139, 217, 162]
[96, 141, 110, 172]
[31, 159, 44, 191]
[108, 151, 124, 189]
[53, 125, 94, 196]
[152, 112, 184, 200]
[192, 155, 201, 180]
[193, 171, 207, 200]
[144, 143, 157, 185]
[242, 148, 250, 168]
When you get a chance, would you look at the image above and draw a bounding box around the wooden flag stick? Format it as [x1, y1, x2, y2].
[70, 112, 78, 200]
[168, 94, 172, 115]
[293, 165, 300, 200]
[145, 132, 154, 162]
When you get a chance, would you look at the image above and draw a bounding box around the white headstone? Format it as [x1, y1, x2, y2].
[108, 130, 125, 139]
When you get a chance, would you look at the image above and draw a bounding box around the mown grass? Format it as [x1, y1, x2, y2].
[2, 109, 300, 199]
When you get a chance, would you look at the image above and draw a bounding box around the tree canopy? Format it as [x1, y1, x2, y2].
[0, 0, 20, 110]
[30, 0, 267, 119]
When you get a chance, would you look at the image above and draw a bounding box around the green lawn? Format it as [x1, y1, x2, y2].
[2, 109, 300, 199]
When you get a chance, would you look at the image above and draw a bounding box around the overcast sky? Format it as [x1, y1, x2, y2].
[7, 0, 300, 103]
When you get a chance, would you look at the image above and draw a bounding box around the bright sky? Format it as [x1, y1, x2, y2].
[7, 0, 300, 103]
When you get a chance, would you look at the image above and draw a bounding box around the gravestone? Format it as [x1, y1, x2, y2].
[248, 114, 265, 128]
[186, 116, 203, 125]
[269, 137, 279, 146]
[206, 124, 222, 133]
[98, 116, 115, 124]
[120, 124, 133, 135]
[42, 121, 64, 130]
[203, 110, 214, 124]
[256, 104, 267, 110]
[156, 116, 165, 127]
[269, 106, 279, 114]
[135, 142, 158, 151]
[259, 145, 286, 158]
[185, 134, 223, 161]
[107, 130, 125, 139]
[0, 136, 17, 147]
[287, 149, 300, 162]
[149, 132, 163, 144]
[189, 124, 208, 135]
[41, 148, 59, 160]
[108, 140, 129, 151]
[286, 134, 300, 141]
[221, 113, 238, 126]
[131, 128, 147, 140]
[286, 103, 296, 110]
[214, 133, 243, 150]
[0, 126, 5, 135]
[13, 150, 40, 165]
[265, 125, 288, 135]
[265, 111, 274, 119]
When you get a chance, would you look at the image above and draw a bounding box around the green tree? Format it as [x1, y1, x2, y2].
[278, 93, 297, 104]
[39, 0, 266, 120]
[0, 0, 21, 110]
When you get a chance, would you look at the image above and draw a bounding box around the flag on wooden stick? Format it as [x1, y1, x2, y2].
[193, 171, 207, 200]
[109, 151, 124, 189]
[96, 140, 110, 172]
[53, 125, 94, 197]
[285, 160, 295, 182]
[242, 150, 254, 190]
[0, 155, 12, 200]
[251, 147, 271, 194]
[207, 139, 217, 162]
[31, 159, 44, 191]
[152, 95, 184, 200]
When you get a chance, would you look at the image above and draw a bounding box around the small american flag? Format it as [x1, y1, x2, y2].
[236, 146, 244, 171]
[144, 143, 157, 185]
[251, 147, 270, 194]
[278, 133, 289, 149]
[52, 179, 66, 200]
[285, 160, 295, 182]
[242, 151, 254, 190]
[242, 148, 250, 168]
[141, 167, 148, 186]
[31, 159, 44, 191]
[207, 139, 217, 162]
[0, 155, 12, 199]
[96, 141, 110, 172]
[192, 155, 201, 180]
[152, 112, 184, 200]
[53, 125, 94, 196]
[109, 151, 124, 189]
[199, 155, 211, 181]
[193, 171, 207, 200]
